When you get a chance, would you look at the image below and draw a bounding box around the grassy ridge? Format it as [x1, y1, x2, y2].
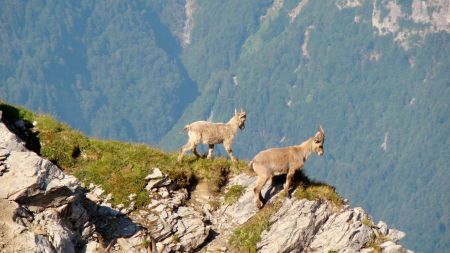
[0, 101, 247, 207]
[1, 101, 345, 251]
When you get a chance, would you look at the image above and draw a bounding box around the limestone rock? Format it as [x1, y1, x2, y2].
[204, 174, 412, 253]
[145, 167, 164, 180]
[258, 199, 332, 253]
[221, 173, 280, 225]
[175, 210, 210, 251]
[0, 151, 80, 208]
[377, 220, 389, 235]
[33, 209, 77, 253]
[388, 228, 406, 243]
[145, 176, 172, 190]
[381, 240, 413, 253]
[0, 122, 27, 152]
[307, 207, 375, 252]
[0, 120, 94, 253]
[0, 147, 10, 159]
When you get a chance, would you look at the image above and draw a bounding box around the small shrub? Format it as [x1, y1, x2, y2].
[362, 216, 375, 228]
[366, 232, 388, 253]
[172, 234, 180, 243]
[209, 199, 221, 210]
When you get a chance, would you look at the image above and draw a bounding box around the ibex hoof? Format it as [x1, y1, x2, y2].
[281, 190, 291, 198]
[256, 201, 263, 209]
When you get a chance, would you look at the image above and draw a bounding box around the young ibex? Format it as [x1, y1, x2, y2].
[177, 109, 247, 162]
[250, 126, 325, 208]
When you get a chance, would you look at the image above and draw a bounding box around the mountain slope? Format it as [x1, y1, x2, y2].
[0, 104, 411, 252]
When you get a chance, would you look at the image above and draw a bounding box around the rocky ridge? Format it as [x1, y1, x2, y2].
[203, 174, 411, 253]
[0, 110, 412, 252]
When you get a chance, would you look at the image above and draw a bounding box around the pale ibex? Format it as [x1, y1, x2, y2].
[178, 109, 247, 162]
[250, 126, 325, 208]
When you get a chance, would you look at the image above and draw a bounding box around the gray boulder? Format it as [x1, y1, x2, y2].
[0, 150, 80, 209]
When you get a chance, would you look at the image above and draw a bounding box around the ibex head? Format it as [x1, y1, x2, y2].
[234, 108, 247, 130]
[312, 125, 325, 156]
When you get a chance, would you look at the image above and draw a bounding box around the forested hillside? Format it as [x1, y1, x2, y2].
[1, 1, 449, 252]
[0, 0, 197, 143]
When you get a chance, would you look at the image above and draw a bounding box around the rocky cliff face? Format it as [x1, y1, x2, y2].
[0, 112, 94, 252]
[0, 110, 412, 253]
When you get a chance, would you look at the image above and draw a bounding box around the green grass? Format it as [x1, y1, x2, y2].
[224, 185, 246, 205]
[228, 197, 283, 252]
[292, 171, 344, 208]
[362, 216, 375, 228]
[0, 101, 248, 207]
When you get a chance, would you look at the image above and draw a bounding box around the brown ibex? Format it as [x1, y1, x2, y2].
[178, 109, 247, 162]
[250, 126, 325, 208]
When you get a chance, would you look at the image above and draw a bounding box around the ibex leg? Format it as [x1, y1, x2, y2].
[254, 175, 268, 209]
[224, 143, 237, 162]
[178, 142, 195, 162]
[207, 144, 214, 160]
[284, 169, 295, 197]
[192, 145, 201, 158]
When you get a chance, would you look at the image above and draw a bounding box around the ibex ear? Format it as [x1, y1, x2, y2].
[314, 131, 321, 140]
[314, 127, 323, 142]
[235, 108, 237, 115]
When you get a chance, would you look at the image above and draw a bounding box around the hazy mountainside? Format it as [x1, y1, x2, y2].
[0, 1, 449, 252]
[0, 0, 197, 144]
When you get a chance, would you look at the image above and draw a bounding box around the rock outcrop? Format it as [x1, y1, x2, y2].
[0, 112, 94, 253]
[0, 110, 412, 252]
[204, 174, 412, 253]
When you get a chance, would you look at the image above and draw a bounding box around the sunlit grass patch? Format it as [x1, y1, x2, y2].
[294, 183, 344, 208]
[224, 184, 246, 205]
[292, 171, 344, 208]
[229, 197, 283, 253]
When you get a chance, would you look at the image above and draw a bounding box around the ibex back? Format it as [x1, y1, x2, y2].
[178, 109, 247, 162]
[250, 126, 325, 208]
